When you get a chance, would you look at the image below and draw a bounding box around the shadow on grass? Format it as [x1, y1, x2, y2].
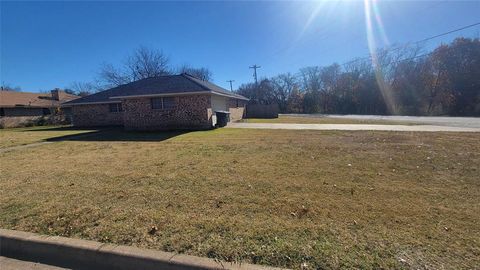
[22, 126, 87, 132]
[41, 127, 190, 142]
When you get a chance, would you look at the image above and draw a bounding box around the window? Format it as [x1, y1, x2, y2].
[151, 98, 163, 110]
[151, 97, 176, 110]
[109, 103, 123, 113]
[163, 97, 175, 109]
[0, 108, 5, 116]
[42, 108, 51, 115]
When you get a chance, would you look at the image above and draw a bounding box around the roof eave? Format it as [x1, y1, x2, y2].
[212, 91, 249, 100]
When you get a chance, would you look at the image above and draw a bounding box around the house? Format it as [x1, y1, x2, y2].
[62, 73, 249, 130]
[0, 89, 79, 117]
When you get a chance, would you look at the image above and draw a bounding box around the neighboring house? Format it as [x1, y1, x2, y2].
[0, 89, 79, 117]
[63, 73, 249, 130]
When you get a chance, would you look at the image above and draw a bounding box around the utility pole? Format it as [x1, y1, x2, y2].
[226, 80, 235, 91]
[249, 65, 261, 85]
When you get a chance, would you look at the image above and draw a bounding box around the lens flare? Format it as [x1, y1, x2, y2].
[364, 0, 396, 114]
[295, 1, 328, 46]
[372, 0, 390, 45]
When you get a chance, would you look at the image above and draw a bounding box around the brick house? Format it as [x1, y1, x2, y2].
[0, 89, 78, 117]
[63, 73, 249, 130]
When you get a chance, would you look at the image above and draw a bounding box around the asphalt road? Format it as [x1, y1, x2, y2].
[284, 114, 480, 128]
[0, 257, 69, 270]
[228, 123, 480, 132]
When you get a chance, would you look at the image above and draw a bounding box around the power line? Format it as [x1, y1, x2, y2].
[249, 65, 261, 85]
[417, 22, 480, 43]
[247, 22, 479, 84]
[390, 52, 434, 65]
[342, 21, 480, 66]
[263, 1, 448, 68]
[392, 38, 478, 64]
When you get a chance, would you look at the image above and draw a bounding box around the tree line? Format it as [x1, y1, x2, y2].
[237, 37, 480, 116]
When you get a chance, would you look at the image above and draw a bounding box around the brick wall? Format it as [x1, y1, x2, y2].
[70, 95, 245, 129]
[72, 103, 124, 127]
[123, 95, 212, 131]
[2, 107, 45, 117]
[227, 98, 246, 122]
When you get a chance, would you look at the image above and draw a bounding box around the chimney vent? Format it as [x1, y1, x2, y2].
[51, 88, 66, 101]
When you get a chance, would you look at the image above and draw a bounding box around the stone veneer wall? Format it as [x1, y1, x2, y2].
[72, 103, 124, 127]
[123, 94, 212, 131]
[227, 98, 246, 122]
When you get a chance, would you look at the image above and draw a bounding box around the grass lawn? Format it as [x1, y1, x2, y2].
[242, 115, 419, 125]
[0, 125, 97, 149]
[0, 127, 479, 269]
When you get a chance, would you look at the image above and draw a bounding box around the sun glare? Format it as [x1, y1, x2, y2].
[364, 0, 396, 114]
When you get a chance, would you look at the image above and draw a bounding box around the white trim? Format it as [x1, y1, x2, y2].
[108, 103, 124, 113]
[211, 91, 249, 100]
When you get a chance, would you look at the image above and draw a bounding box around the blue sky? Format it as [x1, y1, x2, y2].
[1, 1, 479, 92]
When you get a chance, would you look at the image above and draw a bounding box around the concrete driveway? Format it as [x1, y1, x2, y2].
[227, 123, 480, 132]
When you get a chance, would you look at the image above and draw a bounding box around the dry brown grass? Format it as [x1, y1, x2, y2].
[0, 128, 479, 269]
[242, 115, 418, 125]
[0, 116, 41, 129]
[0, 126, 96, 149]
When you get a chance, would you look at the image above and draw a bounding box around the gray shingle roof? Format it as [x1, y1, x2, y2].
[64, 74, 248, 105]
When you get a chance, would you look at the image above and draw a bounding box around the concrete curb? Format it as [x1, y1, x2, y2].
[0, 229, 284, 270]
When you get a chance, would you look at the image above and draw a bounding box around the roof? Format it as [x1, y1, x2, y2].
[64, 74, 248, 105]
[0, 90, 79, 108]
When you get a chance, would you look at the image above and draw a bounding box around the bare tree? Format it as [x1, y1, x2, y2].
[98, 46, 172, 87]
[126, 46, 171, 80]
[98, 63, 130, 87]
[68, 81, 100, 96]
[299, 66, 322, 92]
[319, 63, 341, 113]
[237, 79, 276, 105]
[271, 73, 298, 112]
[0, 83, 21, 91]
[178, 64, 213, 81]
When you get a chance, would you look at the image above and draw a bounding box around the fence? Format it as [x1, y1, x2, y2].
[245, 104, 279, 118]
